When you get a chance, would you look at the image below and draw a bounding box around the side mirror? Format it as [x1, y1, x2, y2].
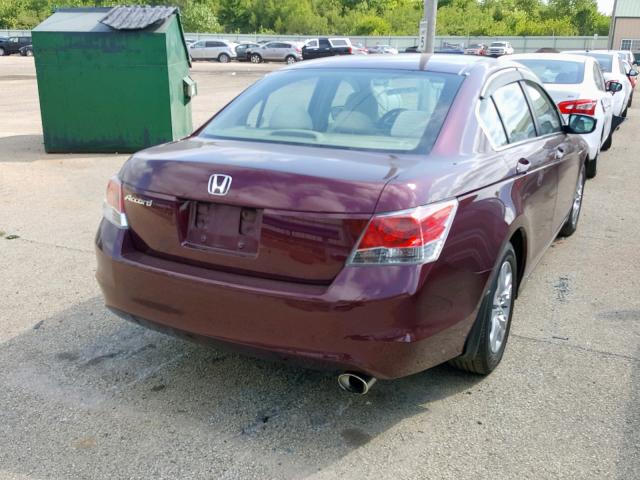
[606, 80, 623, 93]
[629, 69, 639, 77]
[563, 114, 597, 135]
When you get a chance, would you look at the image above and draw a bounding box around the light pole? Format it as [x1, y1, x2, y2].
[421, 0, 438, 53]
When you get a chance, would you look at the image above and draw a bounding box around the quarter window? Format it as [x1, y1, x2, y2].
[593, 63, 606, 91]
[491, 82, 537, 143]
[524, 83, 562, 136]
[478, 98, 508, 147]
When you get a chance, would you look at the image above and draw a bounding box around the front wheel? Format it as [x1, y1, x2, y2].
[585, 155, 598, 179]
[449, 244, 517, 375]
[26, 49, 33, 57]
[0, 48, 5, 56]
[559, 163, 586, 237]
[218, 53, 230, 63]
[250, 53, 262, 64]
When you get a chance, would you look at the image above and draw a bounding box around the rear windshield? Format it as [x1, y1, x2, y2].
[199, 69, 464, 153]
[514, 59, 585, 84]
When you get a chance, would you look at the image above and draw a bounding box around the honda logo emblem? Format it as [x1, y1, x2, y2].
[207, 174, 232, 196]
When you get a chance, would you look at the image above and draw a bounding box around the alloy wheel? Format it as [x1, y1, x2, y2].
[570, 168, 585, 227]
[489, 261, 513, 354]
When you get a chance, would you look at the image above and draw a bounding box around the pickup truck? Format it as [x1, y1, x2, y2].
[302, 37, 353, 60]
[0, 36, 32, 56]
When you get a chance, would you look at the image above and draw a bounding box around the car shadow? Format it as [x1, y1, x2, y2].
[0, 296, 483, 478]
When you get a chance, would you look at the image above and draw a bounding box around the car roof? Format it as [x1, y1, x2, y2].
[286, 53, 514, 75]
[565, 50, 617, 56]
[510, 53, 593, 63]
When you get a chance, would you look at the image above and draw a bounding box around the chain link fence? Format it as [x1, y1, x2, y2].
[1, 29, 607, 53]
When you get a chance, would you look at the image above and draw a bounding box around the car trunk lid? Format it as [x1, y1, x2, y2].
[119, 138, 410, 283]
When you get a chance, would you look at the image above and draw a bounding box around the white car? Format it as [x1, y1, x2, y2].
[564, 50, 633, 118]
[488, 41, 514, 57]
[511, 53, 615, 178]
[189, 39, 237, 63]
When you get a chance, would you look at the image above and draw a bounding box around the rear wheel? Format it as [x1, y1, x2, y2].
[285, 55, 297, 64]
[449, 244, 517, 375]
[250, 53, 262, 64]
[0, 48, 5, 56]
[602, 131, 613, 151]
[26, 49, 33, 57]
[559, 163, 586, 237]
[218, 53, 230, 63]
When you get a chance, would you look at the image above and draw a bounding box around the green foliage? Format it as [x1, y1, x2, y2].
[0, 0, 610, 36]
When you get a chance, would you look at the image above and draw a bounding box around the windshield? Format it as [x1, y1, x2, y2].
[199, 68, 464, 153]
[514, 59, 585, 84]
[491, 43, 506, 47]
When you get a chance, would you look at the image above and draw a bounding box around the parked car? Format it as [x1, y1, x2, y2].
[96, 55, 596, 394]
[564, 50, 634, 117]
[536, 48, 560, 53]
[302, 37, 353, 60]
[511, 53, 615, 178]
[465, 44, 487, 55]
[19, 44, 33, 57]
[0, 36, 32, 56]
[367, 45, 398, 55]
[488, 41, 514, 57]
[352, 43, 369, 55]
[189, 39, 237, 63]
[235, 42, 260, 62]
[435, 43, 465, 54]
[404, 45, 419, 53]
[248, 41, 302, 64]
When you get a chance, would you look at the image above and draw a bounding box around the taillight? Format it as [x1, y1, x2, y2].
[348, 47, 352, 54]
[348, 199, 458, 265]
[295, 47, 301, 53]
[103, 176, 128, 228]
[557, 99, 597, 116]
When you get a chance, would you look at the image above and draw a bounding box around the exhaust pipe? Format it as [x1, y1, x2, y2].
[337, 372, 377, 395]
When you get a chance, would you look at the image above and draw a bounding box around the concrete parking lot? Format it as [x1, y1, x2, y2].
[0, 56, 638, 479]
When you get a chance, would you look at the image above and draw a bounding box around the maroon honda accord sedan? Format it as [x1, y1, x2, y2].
[96, 54, 595, 393]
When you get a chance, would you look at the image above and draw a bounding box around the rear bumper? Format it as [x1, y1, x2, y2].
[95, 220, 487, 379]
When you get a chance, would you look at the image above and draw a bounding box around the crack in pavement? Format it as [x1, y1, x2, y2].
[5, 235, 93, 254]
[512, 333, 639, 363]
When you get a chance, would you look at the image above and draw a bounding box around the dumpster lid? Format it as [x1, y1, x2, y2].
[100, 5, 178, 31]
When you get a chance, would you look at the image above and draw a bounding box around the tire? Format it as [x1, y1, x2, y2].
[622, 106, 628, 118]
[285, 55, 297, 64]
[559, 162, 586, 237]
[629, 94, 633, 108]
[218, 53, 230, 63]
[585, 155, 597, 179]
[250, 53, 262, 64]
[26, 49, 33, 57]
[601, 131, 612, 151]
[449, 243, 517, 375]
[0, 48, 5, 56]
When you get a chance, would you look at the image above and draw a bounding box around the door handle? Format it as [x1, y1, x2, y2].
[555, 146, 565, 159]
[516, 158, 531, 174]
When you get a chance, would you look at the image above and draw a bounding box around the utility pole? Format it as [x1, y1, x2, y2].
[420, 0, 438, 53]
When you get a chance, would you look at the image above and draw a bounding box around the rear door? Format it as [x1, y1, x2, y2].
[488, 79, 559, 262]
[522, 81, 579, 232]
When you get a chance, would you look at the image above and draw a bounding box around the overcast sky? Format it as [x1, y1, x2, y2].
[597, 0, 614, 15]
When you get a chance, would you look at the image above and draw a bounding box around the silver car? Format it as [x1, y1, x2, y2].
[248, 42, 302, 64]
[189, 39, 237, 63]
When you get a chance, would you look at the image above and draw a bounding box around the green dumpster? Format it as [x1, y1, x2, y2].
[32, 6, 196, 153]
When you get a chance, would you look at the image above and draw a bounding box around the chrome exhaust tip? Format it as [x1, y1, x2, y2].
[337, 372, 377, 395]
